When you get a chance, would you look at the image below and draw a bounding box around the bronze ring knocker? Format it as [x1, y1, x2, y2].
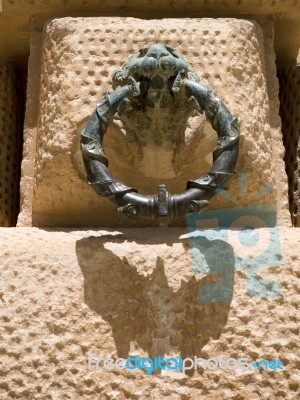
[80, 44, 239, 225]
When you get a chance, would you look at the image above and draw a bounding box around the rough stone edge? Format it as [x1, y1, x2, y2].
[268, 19, 292, 227]
[257, 15, 291, 226]
[17, 19, 43, 227]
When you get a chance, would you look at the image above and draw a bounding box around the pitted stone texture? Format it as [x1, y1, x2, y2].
[0, 227, 299, 399]
[1, 1, 300, 70]
[32, 17, 283, 227]
[278, 67, 300, 227]
[0, 65, 21, 226]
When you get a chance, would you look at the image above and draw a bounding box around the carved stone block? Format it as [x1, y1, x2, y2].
[27, 17, 287, 226]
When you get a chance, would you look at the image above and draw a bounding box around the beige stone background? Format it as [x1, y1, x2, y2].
[0, 2, 299, 400]
[26, 17, 289, 227]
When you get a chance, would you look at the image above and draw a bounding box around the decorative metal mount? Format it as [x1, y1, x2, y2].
[80, 44, 240, 225]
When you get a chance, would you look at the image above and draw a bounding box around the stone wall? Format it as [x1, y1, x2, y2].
[278, 67, 300, 227]
[0, 227, 298, 399]
[0, 65, 22, 226]
[0, 4, 299, 400]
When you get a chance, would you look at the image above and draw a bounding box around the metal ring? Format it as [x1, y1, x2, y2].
[80, 79, 239, 225]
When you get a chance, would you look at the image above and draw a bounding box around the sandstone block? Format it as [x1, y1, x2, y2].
[30, 17, 287, 227]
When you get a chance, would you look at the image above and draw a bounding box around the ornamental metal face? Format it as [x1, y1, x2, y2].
[80, 44, 240, 226]
[111, 44, 200, 146]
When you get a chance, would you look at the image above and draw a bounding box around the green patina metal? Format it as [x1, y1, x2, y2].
[81, 44, 240, 225]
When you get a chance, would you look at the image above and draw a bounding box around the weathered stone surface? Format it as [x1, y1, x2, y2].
[28, 17, 289, 227]
[0, 65, 22, 226]
[0, 227, 299, 398]
[278, 67, 300, 227]
[17, 23, 43, 228]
